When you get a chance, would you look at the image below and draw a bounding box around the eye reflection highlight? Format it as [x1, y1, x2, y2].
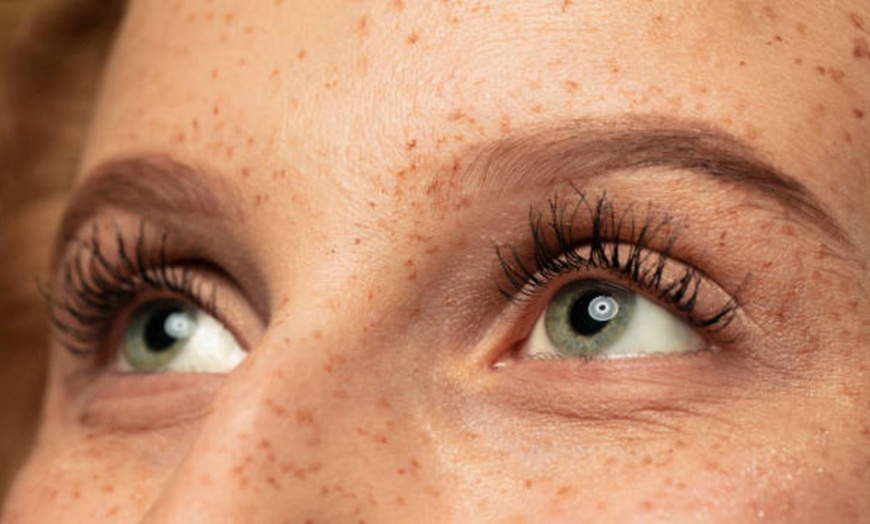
[521, 280, 707, 360]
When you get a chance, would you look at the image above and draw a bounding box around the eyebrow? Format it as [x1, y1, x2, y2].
[451, 115, 848, 244]
[57, 155, 242, 256]
[59, 116, 848, 263]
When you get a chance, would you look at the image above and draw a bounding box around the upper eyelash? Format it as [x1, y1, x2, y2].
[495, 188, 739, 331]
[46, 221, 217, 356]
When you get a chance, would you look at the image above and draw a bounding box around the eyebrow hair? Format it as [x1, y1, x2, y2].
[58, 116, 848, 266]
[57, 155, 242, 257]
[451, 115, 848, 245]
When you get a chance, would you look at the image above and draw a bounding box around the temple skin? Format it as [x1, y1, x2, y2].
[3, 0, 869, 522]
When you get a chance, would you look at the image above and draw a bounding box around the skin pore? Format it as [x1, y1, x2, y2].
[3, 0, 870, 522]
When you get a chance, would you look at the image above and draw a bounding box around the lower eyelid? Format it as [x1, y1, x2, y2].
[483, 349, 749, 426]
[74, 373, 226, 432]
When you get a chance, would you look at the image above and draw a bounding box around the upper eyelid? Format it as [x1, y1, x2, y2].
[494, 191, 742, 331]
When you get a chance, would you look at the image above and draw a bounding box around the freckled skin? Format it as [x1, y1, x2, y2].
[3, 0, 870, 523]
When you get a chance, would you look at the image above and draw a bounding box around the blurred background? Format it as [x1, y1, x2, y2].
[0, 0, 121, 503]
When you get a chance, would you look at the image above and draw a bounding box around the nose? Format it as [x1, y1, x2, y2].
[139, 325, 447, 523]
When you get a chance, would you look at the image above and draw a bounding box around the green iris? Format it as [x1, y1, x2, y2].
[544, 280, 636, 358]
[123, 299, 197, 371]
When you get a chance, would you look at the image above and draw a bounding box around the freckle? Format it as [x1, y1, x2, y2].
[827, 67, 846, 83]
[270, 67, 281, 79]
[773, 34, 783, 42]
[793, 57, 803, 65]
[107, 506, 119, 516]
[174, 130, 186, 143]
[642, 455, 653, 466]
[564, 80, 579, 93]
[392, 0, 405, 11]
[211, 68, 219, 80]
[297, 49, 307, 60]
[212, 104, 221, 116]
[241, 167, 250, 177]
[223, 12, 234, 24]
[561, 0, 574, 12]
[762, 6, 776, 20]
[816, 65, 826, 75]
[358, 16, 369, 35]
[844, 131, 852, 143]
[795, 22, 807, 35]
[264, 398, 287, 416]
[295, 408, 315, 424]
[854, 108, 865, 119]
[312, 330, 322, 339]
[854, 38, 869, 59]
[100, 484, 115, 493]
[557, 486, 572, 496]
[524, 479, 533, 488]
[406, 32, 419, 44]
[738, 60, 746, 66]
[244, 25, 254, 34]
[274, 0, 284, 5]
[640, 500, 654, 511]
[849, 12, 866, 31]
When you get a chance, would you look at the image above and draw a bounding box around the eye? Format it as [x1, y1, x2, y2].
[118, 298, 246, 373]
[521, 280, 706, 359]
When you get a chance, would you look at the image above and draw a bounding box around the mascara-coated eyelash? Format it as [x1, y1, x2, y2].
[46, 221, 218, 356]
[495, 189, 739, 332]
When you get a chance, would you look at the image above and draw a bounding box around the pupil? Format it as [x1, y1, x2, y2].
[569, 292, 614, 336]
[143, 305, 186, 352]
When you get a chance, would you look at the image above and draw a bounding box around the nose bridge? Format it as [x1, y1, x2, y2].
[139, 323, 442, 523]
[138, 347, 321, 522]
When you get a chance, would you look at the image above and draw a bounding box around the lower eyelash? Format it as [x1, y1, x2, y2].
[46, 221, 216, 357]
[495, 188, 739, 331]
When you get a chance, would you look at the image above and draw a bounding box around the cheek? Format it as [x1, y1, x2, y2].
[2, 430, 188, 521]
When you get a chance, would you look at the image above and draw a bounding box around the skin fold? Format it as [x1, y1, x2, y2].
[3, 0, 869, 522]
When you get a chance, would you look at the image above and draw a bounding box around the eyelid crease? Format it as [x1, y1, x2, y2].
[494, 189, 741, 334]
[55, 155, 243, 272]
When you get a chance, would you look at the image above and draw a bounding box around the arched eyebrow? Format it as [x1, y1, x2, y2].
[57, 116, 849, 265]
[446, 116, 848, 245]
[55, 155, 242, 264]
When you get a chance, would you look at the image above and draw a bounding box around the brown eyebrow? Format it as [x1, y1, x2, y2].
[56, 155, 242, 262]
[58, 117, 848, 267]
[448, 115, 848, 245]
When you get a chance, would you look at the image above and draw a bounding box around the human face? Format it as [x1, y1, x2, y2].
[4, 0, 869, 522]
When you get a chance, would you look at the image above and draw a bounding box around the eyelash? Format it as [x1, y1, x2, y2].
[495, 189, 739, 332]
[47, 222, 218, 357]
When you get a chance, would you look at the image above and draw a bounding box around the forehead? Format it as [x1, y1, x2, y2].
[81, 0, 868, 229]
